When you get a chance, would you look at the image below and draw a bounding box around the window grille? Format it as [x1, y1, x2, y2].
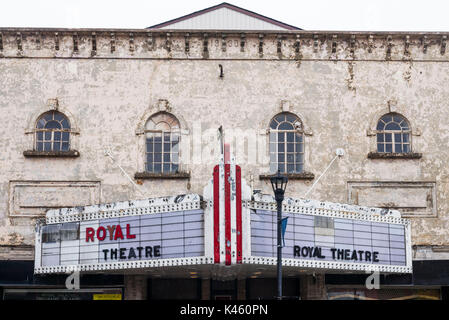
[145, 112, 180, 173]
[376, 113, 411, 153]
[35, 111, 71, 152]
[269, 113, 304, 173]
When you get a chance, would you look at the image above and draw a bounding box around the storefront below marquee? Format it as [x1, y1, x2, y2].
[0, 260, 125, 300]
[1, 260, 448, 300]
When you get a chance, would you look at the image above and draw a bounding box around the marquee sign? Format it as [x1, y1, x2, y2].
[34, 194, 209, 274]
[247, 194, 411, 274]
[34, 158, 412, 275]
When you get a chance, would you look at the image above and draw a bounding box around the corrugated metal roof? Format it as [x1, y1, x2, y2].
[148, 2, 301, 30]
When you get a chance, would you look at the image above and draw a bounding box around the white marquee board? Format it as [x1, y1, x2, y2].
[34, 194, 209, 274]
[244, 194, 412, 274]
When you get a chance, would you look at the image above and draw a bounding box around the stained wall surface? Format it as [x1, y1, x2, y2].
[0, 30, 448, 259]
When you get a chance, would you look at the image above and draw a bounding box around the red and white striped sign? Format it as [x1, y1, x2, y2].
[212, 155, 243, 265]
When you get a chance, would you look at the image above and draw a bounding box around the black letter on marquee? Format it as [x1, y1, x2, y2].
[337, 249, 344, 260]
[373, 251, 379, 262]
[154, 245, 161, 257]
[365, 251, 372, 262]
[330, 248, 337, 259]
[137, 246, 143, 258]
[128, 247, 137, 259]
[358, 250, 364, 261]
[308, 247, 314, 258]
[103, 249, 109, 261]
[313, 247, 326, 259]
[351, 250, 358, 261]
[145, 246, 153, 258]
[294, 246, 300, 257]
[110, 248, 117, 260]
[120, 248, 126, 260]
[301, 247, 309, 257]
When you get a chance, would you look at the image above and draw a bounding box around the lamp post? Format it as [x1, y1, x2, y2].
[270, 170, 288, 300]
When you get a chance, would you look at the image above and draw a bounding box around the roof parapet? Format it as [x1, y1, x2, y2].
[0, 28, 448, 61]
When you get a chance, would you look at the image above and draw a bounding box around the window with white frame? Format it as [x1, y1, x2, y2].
[144, 112, 180, 173]
[269, 112, 304, 174]
[35, 111, 71, 152]
[376, 113, 411, 153]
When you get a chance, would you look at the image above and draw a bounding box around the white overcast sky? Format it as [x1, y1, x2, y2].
[1, 0, 449, 31]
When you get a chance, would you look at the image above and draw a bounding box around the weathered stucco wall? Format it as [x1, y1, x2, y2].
[1, 29, 449, 259]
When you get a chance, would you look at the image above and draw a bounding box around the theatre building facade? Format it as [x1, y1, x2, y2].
[1, 3, 449, 300]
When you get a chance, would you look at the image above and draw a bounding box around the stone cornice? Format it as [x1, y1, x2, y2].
[1, 27, 449, 36]
[1, 27, 449, 60]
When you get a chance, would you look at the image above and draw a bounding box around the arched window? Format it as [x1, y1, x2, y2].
[376, 113, 411, 153]
[35, 111, 71, 152]
[145, 112, 180, 173]
[269, 112, 304, 173]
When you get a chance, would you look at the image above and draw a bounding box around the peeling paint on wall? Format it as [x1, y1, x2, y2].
[0, 29, 448, 258]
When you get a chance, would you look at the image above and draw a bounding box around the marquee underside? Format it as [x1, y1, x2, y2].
[34, 261, 402, 281]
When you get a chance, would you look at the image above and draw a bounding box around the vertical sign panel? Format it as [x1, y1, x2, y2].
[224, 164, 231, 265]
[213, 165, 220, 263]
[211, 162, 246, 265]
[235, 166, 242, 263]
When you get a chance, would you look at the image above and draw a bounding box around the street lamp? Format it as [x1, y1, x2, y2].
[270, 170, 288, 300]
